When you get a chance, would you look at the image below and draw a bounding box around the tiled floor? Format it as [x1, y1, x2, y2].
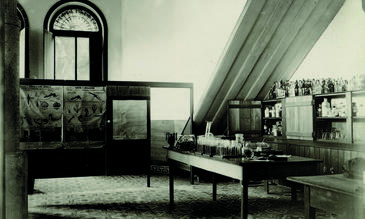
[28, 174, 335, 219]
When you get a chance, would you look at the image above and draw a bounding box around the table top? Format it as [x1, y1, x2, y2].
[167, 149, 322, 166]
[167, 149, 322, 180]
[288, 174, 365, 197]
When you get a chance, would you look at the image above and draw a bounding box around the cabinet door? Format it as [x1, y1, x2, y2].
[352, 91, 365, 144]
[285, 96, 314, 140]
[227, 100, 261, 138]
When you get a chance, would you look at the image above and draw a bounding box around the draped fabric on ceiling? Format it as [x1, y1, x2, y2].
[193, 0, 345, 135]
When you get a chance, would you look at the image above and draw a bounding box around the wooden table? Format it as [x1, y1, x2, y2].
[288, 174, 365, 219]
[167, 149, 322, 219]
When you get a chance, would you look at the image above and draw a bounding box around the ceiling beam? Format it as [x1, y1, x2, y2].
[194, 0, 266, 127]
[256, 0, 345, 100]
[207, 0, 294, 132]
[194, 0, 346, 135]
[238, 0, 317, 100]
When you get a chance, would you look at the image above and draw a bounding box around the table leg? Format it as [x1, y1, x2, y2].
[169, 160, 174, 208]
[264, 180, 269, 194]
[212, 173, 217, 201]
[291, 184, 297, 201]
[190, 166, 194, 185]
[241, 180, 249, 219]
[304, 185, 315, 219]
[147, 166, 151, 188]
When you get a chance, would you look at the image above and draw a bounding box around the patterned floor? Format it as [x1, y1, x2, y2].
[28, 174, 335, 219]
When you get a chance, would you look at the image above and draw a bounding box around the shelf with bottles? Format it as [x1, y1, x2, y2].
[313, 92, 351, 143]
[267, 74, 365, 100]
[351, 90, 365, 143]
[314, 92, 348, 119]
[314, 121, 349, 143]
[262, 100, 283, 119]
[263, 120, 284, 137]
[262, 99, 284, 137]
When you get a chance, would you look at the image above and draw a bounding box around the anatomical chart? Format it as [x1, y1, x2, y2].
[64, 86, 106, 143]
[20, 85, 63, 142]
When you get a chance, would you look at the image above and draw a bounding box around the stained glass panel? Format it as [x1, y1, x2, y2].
[53, 8, 99, 32]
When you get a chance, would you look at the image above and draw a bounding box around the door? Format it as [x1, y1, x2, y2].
[106, 98, 151, 175]
[285, 95, 314, 140]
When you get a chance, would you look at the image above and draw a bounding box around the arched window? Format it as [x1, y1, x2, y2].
[18, 4, 29, 78]
[44, 1, 107, 82]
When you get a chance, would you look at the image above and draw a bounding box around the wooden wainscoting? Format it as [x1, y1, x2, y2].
[270, 142, 365, 175]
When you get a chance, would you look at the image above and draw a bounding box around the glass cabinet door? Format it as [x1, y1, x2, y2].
[112, 100, 147, 140]
[107, 98, 150, 175]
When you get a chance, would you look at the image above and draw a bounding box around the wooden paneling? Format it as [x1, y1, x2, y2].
[344, 150, 352, 167]
[279, 142, 365, 175]
[107, 85, 149, 97]
[336, 151, 345, 173]
[151, 120, 186, 163]
[330, 149, 339, 174]
[305, 146, 314, 158]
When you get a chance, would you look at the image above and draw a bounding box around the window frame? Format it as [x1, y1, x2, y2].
[17, 3, 29, 78]
[52, 30, 101, 81]
[44, 1, 107, 82]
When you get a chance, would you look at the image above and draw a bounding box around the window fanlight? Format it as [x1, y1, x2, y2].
[53, 8, 99, 32]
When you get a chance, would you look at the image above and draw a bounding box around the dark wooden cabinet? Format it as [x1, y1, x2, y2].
[227, 100, 261, 138]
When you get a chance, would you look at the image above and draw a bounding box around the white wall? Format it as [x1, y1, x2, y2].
[19, 0, 245, 109]
[118, 0, 245, 108]
[292, 0, 365, 80]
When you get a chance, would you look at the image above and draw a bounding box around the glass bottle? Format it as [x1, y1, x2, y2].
[323, 79, 330, 94]
[294, 80, 299, 96]
[263, 120, 268, 135]
[264, 107, 270, 118]
[272, 125, 278, 136]
[277, 121, 283, 136]
[320, 79, 325, 93]
[298, 80, 303, 96]
[322, 98, 330, 117]
[271, 106, 276, 118]
[328, 79, 334, 93]
[317, 104, 322, 117]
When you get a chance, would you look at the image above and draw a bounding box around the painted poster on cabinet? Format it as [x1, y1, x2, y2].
[19, 85, 63, 143]
[64, 86, 106, 144]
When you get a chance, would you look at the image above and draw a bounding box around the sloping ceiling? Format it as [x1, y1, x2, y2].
[193, 0, 345, 135]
